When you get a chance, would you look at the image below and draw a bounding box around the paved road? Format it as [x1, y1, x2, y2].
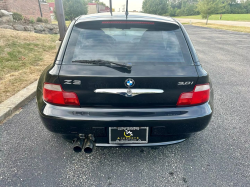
[177, 18, 250, 27]
[1, 26, 250, 187]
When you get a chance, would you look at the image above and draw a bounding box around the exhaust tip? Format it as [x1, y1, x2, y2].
[84, 147, 93, 154]
[83, 134, 95, 154]
[73, 146, 83, 153]
[73, 138, 84, 153]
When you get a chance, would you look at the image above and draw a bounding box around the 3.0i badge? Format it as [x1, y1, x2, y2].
[125, 78, 135, 88]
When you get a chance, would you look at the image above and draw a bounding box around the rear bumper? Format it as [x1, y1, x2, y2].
[96, 139, 185, 147]
[38, 101, 213, 144]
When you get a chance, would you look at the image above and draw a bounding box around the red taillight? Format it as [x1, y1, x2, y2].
[177, 84, 210, 106]
[43, 83, 80, 106]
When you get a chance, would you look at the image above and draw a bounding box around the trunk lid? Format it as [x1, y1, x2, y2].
[59, 64, 198, 107]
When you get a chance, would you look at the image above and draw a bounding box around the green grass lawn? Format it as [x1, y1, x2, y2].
[0, 29, 58, 103]
[176, 14, 250, 21]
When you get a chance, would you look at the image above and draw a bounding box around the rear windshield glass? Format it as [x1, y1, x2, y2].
[63, 21, 193, 65]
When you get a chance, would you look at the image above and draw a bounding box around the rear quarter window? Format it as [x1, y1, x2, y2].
[63, 21, 193, 65]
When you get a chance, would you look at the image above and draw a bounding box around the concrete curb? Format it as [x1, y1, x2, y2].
[0, 81, 38, 123]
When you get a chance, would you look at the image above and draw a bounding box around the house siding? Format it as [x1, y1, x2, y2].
[0, 0, 8, 10]
[88, 3, 97, 15]
[0, 0, 51, 22]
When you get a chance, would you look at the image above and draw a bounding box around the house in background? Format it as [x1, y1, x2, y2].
[88, 3, 98, 14]
[48, 2, 55, 20]
[0, 0, 51, 22]
[99, 6, 111, 13]
[87, 3, 110, 14]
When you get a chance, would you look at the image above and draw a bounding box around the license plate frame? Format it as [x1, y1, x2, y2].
[109, 127, 148, 144]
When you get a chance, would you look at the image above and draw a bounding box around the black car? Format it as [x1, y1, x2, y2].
[37, 13, 213, 153]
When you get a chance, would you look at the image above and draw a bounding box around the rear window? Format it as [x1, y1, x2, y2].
[63, 21, 193, 65]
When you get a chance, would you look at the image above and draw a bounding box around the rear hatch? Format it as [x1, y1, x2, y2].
[59, 20, 198, 107]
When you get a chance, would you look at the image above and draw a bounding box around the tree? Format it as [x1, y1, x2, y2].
[86, 0, 106, 6]
[63, 0, 88, 21]
[245, 0, 250, 13]
[86, 0, 108, 9]
[197, 0, 222, 24]
[86, 0, 99, 3]
[142, 0, 169, 15]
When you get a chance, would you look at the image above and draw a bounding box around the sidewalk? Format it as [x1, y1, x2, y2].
[176, 18, 250, 27]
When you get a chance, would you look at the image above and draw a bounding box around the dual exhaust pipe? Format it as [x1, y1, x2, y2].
[73, 134, 95, 153]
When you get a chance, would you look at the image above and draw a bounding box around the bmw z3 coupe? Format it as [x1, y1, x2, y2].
[37, 12, 213, 153]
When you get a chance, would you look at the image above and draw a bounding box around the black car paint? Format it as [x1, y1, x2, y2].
[58, 65, 199, 107]
[38, 101, 212, 143]
[37, 13, 213, 144]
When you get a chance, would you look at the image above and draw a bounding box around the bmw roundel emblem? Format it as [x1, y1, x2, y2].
[125, 78, 135, 88]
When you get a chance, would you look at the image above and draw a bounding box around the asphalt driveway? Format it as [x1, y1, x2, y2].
[0, 25, 250, 187]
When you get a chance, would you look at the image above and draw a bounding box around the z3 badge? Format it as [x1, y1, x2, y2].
[64, 80, 81, 85]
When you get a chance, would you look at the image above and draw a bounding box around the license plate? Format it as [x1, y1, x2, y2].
[109, 127, 148, 144]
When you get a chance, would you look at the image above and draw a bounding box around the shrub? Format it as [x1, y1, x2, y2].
[30, 18, 35, 24]
[43, 18, 49, 23]
[23, 16, 30, 24]
[13, 12, 23, 22]
[36, 17, 43, 22]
